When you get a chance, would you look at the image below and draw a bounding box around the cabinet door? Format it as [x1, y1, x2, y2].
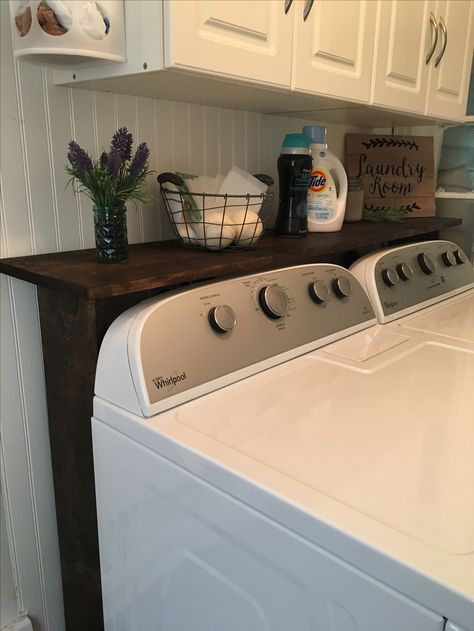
[426, 0, 474, 121]
[371, 0, 433, 114]
[164, 0, 294, 88]
[292, 0, 377, 103]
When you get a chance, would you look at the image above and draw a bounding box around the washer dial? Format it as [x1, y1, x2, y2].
[208, 305, 236, 333]
[309, 281, 330, 304]
[258, 284, 289, 319]
[332, 276, 352, 299]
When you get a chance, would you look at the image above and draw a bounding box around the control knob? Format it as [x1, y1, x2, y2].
[332, 276, 352, 299]
[442, 250, 457, 267]
[258, 284, 289, 319]
[417, 252, 435, 275]
[454, 249, 467, 265]
[309, 281, 330, 304]
[396, 262, 413, 281]
[381, 266, 400, 287]
[208, 305, 237, 334]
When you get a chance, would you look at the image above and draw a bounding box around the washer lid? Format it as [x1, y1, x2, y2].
[176, 341, 474, 556]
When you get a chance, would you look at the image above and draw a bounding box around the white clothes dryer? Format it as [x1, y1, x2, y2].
[92, 261, 474, 631]
[349, 240, 474, 346]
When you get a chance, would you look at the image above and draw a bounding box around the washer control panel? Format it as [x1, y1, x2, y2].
[350, 241, 474, 323]
[96, 264, 376, 416]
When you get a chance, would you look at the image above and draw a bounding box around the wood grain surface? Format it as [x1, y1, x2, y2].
[0, 218, 461, 300]
[345, 134, 436, 217]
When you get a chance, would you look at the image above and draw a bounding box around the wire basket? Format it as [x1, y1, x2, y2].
[158, 172, 273, 251]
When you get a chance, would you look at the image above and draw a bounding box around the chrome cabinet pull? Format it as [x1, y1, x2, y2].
[434, 17, 447, 67]
[284, 0, 293, 14]
[303, 0, 314, 21]
[425, 11, 438, 64]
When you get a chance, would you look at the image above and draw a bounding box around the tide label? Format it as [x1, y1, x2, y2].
[309, 169, 328, 193]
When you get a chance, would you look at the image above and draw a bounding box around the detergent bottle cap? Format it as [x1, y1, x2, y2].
[281, 134, 310, 155]
[302, 126, 327, 145]
[281, 133, 311, 152]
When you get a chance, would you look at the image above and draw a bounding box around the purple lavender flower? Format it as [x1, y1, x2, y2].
[99, 151, 108, 168]
[110, 127, 133, 162]
[107, 149, 121, 180]
[129, 142, 150, 178]
[66, 127, 153, 207]
[67, 140, 93, 174]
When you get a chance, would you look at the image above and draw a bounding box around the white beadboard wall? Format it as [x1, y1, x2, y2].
[0, 3, 387, 630]
[1, 493, 17, 627]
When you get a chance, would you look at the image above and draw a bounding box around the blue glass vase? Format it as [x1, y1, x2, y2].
[93, 205, 128, 263]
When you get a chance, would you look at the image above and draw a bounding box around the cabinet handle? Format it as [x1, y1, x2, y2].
[284, 0, 293, 14]
[303, 0, 314, 21]
[434, 17, 447, 67]
[425, 12, 438, 64]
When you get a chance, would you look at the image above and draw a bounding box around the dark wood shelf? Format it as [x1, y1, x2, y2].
[0, 217, 461, 300]
[0, 214, 461, 631]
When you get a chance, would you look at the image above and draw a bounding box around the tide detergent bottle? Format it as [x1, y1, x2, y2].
[303, 126, 348, 232]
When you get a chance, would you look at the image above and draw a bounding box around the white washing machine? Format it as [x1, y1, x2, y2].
[92, 261, 474, 631]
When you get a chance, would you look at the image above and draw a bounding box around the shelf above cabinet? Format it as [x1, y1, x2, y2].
[0, 217, 461, 300]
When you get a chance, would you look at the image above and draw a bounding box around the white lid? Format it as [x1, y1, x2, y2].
[176, 340, 474, 557]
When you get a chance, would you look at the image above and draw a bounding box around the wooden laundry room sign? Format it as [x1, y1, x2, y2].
[344, 134, 436, 217]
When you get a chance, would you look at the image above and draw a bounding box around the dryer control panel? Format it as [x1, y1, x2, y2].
[95, 264, 375, 417]
[350, 241, 474, 323]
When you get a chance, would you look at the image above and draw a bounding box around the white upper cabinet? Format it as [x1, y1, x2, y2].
[292, 0, 377, 103]
[426, 0, 474, 120]
[371, 0, 474, 121]
[164, 0, 294, 87]
[371, 1, 432, 113]
[52, 1, 473, 124]
[164, 0, 377, 101]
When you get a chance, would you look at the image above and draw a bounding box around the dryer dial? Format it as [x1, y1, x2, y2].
[258, 285, 289, 319]
[381, 267, 400, 287]
[454, 249, 467, 265]
[396, 262, 413, 281]
[442, 250, 457, 267]
[417, 252, 435, 275]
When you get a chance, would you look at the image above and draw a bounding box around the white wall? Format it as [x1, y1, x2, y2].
[1, 493, 17, 627]
[0, 2, 377, 629]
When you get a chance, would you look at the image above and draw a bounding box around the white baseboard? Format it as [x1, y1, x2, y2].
[1, 616, 33, 631]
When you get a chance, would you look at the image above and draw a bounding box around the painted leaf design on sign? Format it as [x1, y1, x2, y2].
[364, 202, 421, 212]
[361, 138, 420, 151]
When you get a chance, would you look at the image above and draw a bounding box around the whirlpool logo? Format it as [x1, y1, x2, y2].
[152, 371, 187, 391]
